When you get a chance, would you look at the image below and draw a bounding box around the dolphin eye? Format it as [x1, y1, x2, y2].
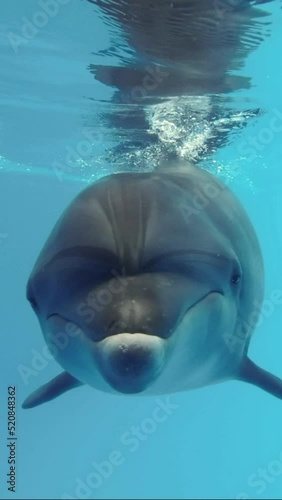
[231, 274, 241, 285]
[28, 297, 38, 310]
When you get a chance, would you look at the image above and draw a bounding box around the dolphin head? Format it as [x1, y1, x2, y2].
[26, 171, 254, 396]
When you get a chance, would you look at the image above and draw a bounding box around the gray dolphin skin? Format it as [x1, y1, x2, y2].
[23, 163, 282, 409]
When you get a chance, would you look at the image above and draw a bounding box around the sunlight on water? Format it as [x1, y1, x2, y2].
[147, 96, 213, 161]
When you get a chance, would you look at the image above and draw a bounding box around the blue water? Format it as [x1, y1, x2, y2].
[1, 1, 282, 498]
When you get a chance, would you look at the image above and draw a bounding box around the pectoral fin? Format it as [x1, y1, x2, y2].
[22, 372, 83, 409]
[239, 357, 282, 400]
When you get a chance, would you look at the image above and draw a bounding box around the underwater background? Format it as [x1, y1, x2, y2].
[1, 0, 282, 498]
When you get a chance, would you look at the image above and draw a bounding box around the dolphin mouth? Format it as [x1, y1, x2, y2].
[47, 290, 223, 342]
[46, 290, 223, 394]
[184, 290, 223, 314]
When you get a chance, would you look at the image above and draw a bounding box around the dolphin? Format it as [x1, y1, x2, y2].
[23, 163, 282, 408]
